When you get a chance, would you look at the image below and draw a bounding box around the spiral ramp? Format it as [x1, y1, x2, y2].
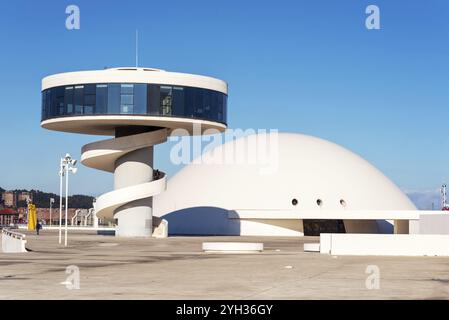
[81, 128, 169, 237]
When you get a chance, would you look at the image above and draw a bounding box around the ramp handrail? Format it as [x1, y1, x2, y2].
[2, 229, 26, 240]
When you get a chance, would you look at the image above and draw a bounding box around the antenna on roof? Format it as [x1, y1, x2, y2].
[135, 29, 139, 67]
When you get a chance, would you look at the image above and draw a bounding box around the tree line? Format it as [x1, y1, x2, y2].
[1, 187, 95, 209]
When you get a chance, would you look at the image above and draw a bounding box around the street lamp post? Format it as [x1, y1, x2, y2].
[58, 159, 65, 244]
[49, 198, 55, 227]
[63, 154, 77, 247]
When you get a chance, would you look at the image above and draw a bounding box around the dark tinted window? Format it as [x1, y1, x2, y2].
[84, 94, 95, 106]
[54, 86, 64, 116]
[42, 83, 227, 125]
[64, 86, 74, 114]
[74, 86, 84, 114]
[172, 87, 185, 116]
[148, 84, 160, 115]
[96, 85, 108, 114]
[160, 86, 172, 115]
[184, 87, 195, 117]
[134, 84, 147, 114]
[120, 84, 134, 114]
[83, 84, 96, 114]
[84, 84, 96, 95]
[107, 84, 120, 114]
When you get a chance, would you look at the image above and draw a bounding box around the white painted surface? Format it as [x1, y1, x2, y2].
[81, 130, 168, 222]
[152, 218, 168, 238]
[42, 67, 228, 94]
[41, 115, 226, 136]
[409, 220, 420, 234]
[155, 133, 416, 236]
[419, 214, 449, 235]
[320, 234, 332, 254]
[303, 243, 320, 252]
[202, 242, 263, 253]
[81, 129, 168, 172]
[229, 209, 434, 220]
[319, 233, 449, 256]
[1, 230, 27, 253]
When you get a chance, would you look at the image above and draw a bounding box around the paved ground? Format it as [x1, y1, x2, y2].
[1, 230, 449, 299]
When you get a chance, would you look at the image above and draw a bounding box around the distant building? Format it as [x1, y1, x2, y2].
[0, 208, 19, 225]
[18, 191, 33, 203]
[17, 191, 33, 202]
[17, 207, 85, 225]
[3, 191, 17, 208]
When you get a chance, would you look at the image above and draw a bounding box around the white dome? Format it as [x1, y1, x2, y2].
[154, 132, 415, 236]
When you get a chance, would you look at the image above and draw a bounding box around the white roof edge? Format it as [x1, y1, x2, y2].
[229, 209, 439, 220]
[41, 68, 228, 94]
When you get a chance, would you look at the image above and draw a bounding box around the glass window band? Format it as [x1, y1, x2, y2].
[41, 83, 227, 125]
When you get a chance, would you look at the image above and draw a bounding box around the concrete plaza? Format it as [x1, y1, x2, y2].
[0, 230, 448, 299]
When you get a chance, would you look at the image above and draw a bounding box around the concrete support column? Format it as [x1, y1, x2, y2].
[394, 220, 409, 234]
[113, 146, 154, 237]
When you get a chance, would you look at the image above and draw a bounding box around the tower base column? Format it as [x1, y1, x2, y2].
[113, 146, 154, 237]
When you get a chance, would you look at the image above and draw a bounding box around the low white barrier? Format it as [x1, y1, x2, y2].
[303, 243, 320, 252]
[202, 242, 263, 253]
[17, 225, 115, 232]
[1, 229, 27, 253]
[320, 233, 449, 256]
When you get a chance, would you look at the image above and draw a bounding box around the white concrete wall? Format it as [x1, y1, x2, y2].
[1, 231, 27, 253]
[43, 68, 228, 94]
[320, 233, 449, 256]
[160, 207, 303, 236]
[419, 214, 449, 235]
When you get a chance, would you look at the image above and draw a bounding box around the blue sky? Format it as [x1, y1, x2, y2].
[0, 1, 448, 208]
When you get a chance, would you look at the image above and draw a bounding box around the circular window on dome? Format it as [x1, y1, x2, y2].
[292, 198, 298, 206]
[340, 199, 347, 207]
[316, 199, 323, 206]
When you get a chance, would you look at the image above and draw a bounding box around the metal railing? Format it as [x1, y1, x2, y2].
[1, 228, 26, 241]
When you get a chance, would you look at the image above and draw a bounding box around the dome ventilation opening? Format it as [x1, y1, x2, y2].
[316, 199, 323, 207]
[340, 199, 347, 207]
[291, 198, 298, 206]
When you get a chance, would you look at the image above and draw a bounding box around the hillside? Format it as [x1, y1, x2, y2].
[0, 187, 94, 209]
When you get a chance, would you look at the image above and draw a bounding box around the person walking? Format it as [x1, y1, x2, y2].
[36, 221, 42, 235]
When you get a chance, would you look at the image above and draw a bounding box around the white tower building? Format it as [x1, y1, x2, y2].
[41, 67, 228, 237]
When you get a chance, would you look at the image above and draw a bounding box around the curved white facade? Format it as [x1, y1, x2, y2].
[41, 115, 226, 136]
[154, 132, 416, 236]
[42, 67, 228, 94]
